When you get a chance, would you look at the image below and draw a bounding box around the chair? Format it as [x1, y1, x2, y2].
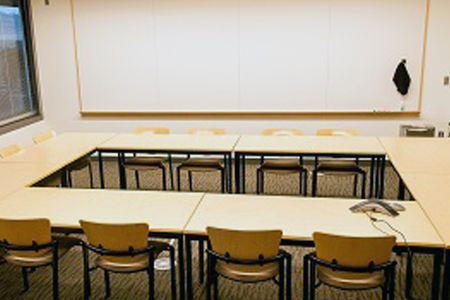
[33, 131, 94, 188]
[0, 218, 79, 300]
[206, 227, 291, 300]
[79, 220, 176, 300]
[303, 232, 396, 300]
[0, 143, 23, 158]
[123, 127, 172, 190]
[257, 129, 307, 195]
[312, 129, 366, 198]
[176, 129, 226, 193]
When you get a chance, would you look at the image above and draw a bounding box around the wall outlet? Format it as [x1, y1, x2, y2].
[444, 76, 450, 86]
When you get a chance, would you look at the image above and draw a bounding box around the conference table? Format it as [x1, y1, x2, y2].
[98, 134, 241, 191]
[380, 137, 450, 300]
[0, 187, 205, 300]
[184, 193, 444, 300]
[234, 135, 387, 197]
[0, 132, 449, 299]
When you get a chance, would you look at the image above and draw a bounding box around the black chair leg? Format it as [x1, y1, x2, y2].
[104, 270, 111, 298]
[176, 167, 181, 191]
[286, 254, 292, 300]
[312, 171, 318, 197]
[219, 168, 225, 193]
[162, 167, 167, 190]
[382, 284, 388, 300]
[278, 259, 285, 300]
[21, 267, 30, 293]
[299, 171, 303, 195]
[206, 254, 212, 300]
[88, 162, 94, 188]
[361, 172, 367, 199]
[198, 240, 204, 283]
[168, 154, 174, 190]
[135, 170, 140, 189]
[82, 246, 91, 300]
[52, 248, 59, 300]
[303, 170, 308, 197]
[148, 251, 155, 300]
[213, 273, 219, 300]
[389, 265, 396, 300]
[188, 171, 193, 191]
[256, 169, 261, 194]
[353, 174, 358, 197]
[303, 256, 309, 300]
[260, 171, 265, 194]
[169, 246, 177, 300]
[309, 261, 315, 300]
[68, 171, 73, 187]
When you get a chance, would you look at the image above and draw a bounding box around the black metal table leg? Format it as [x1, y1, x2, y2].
[431, 250, 443, 300]
[178, 235, 185, 300]
[186, 235, 193, 300]
[98, 151, 105, 189]
[118, 152, 127, 189]
[227, 154, 232, 193]
[241, 155, 246, 194]
[369, 157, 375, 198]
[379, 156, 386, 199]
[234, 153, 240, 193]
[374, 157, 380, 198]
[405, 253, 413, 299]
[398, 178, 406, 200]
[443, 250, 450, 300]
[168, 154, 174, 190]
[60, 167, 69, 187]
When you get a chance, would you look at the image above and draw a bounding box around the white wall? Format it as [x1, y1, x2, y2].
[24, 0, 450, 137]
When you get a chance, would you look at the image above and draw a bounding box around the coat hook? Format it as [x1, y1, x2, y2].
[401, 59, 407, 64]
[45, 0, 49, 5]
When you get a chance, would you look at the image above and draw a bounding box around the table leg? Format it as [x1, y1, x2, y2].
[379, 156, 386, 199]
[443, 250, 449, 300]
[431, 249, 443, 300]
[369, 157, 375, 198]
[60, 167, 69, 187]
[98, 151, 105, 189]
[374, 157, 380, 198]
[227, 154, 233, 193]
[168, 154, 174, 190]
[178, 235, 186, 300]
[118, 152, 127, 189]
[398, 178, 406, 200]
[234, 153, 240, 193]
[241, 155, 246, 194]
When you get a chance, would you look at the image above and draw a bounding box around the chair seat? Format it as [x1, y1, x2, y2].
[69, 156, 91, 171]
[95, 240, 168, 273]
[260, 159, 305, 174]
[216, 261, 279, 282]
[4, 235, 80, 267]
[316, 160, 364, 175]
[124, 157, 165, 170]
[317, 266, 385, 290]
[179, 158, 223, 172]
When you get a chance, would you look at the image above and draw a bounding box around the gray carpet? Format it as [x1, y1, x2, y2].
[0, 157, 435, 300]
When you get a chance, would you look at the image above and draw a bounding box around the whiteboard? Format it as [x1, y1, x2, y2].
[72, 0, 427, 113]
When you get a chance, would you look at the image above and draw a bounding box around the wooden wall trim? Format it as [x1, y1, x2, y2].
[80, 111, 421, 120]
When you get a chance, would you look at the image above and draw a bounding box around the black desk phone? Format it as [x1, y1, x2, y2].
[349, 200, 406, 217]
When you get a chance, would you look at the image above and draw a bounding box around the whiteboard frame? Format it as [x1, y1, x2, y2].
[72, 0, 429, 117]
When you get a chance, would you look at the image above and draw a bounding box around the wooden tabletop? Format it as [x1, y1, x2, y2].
[235, 135, 386, 155]
[380, 137, 450, 175]
[400, 173, 450, 248]
[0, 163, 62, 199]
[0, 188, 204, 233]
[99, 134, 241, 153]
[185, 193, 443, 247]
[0, 132, 116, 164]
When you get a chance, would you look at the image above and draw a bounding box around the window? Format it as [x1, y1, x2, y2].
[0, 0, 39, 132]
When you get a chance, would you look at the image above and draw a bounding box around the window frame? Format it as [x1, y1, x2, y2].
[0, 0, 42, 135]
